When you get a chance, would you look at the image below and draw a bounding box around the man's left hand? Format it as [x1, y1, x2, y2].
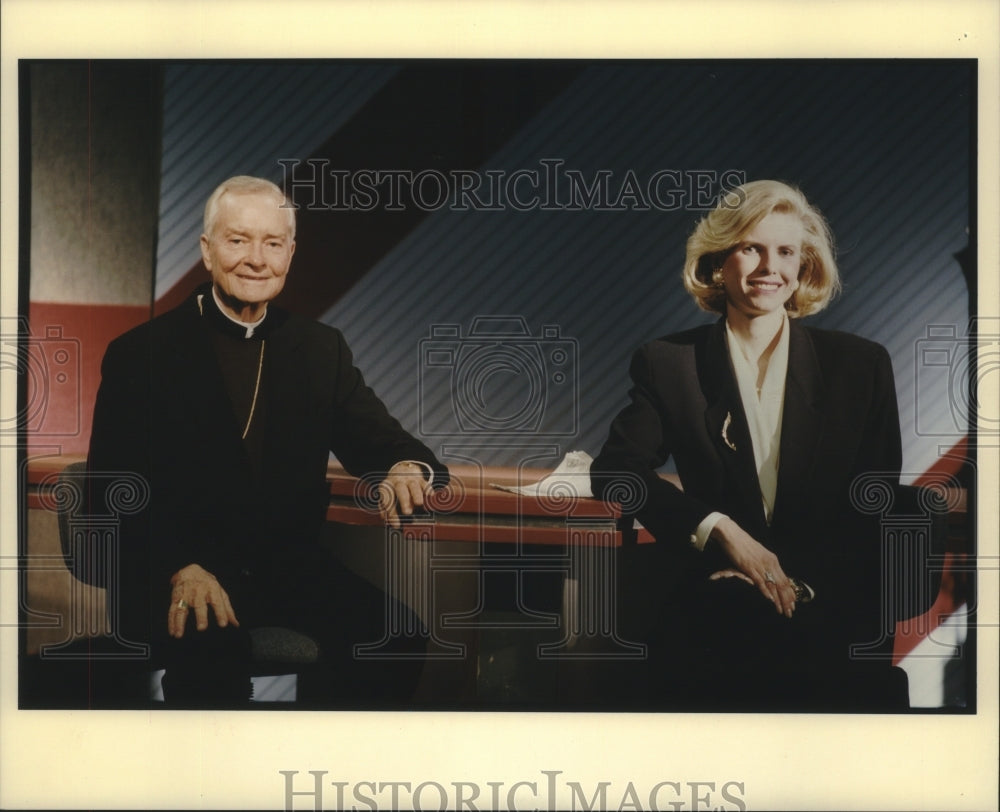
[379, 461, 433, 528]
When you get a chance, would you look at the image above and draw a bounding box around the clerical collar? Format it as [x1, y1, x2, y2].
[212, 286, 267, 337]
[196, 286, 268, 339]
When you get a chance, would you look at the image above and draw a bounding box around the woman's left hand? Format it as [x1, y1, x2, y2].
[709, 516, 798, 617]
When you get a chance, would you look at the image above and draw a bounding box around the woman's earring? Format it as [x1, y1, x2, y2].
[711, 268, 724, 287]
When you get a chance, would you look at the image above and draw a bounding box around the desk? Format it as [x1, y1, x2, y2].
[325, 463, 655, 667]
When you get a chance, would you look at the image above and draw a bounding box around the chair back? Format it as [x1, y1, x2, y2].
[55, 460, 89, 573]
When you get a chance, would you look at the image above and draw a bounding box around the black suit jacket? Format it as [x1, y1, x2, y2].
[592, 318, 902, 608]
[87, 285, 448, 636]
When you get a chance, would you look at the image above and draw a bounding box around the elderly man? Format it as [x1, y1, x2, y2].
[87, 175, 448, 706]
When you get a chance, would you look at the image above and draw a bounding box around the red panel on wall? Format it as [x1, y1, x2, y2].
[26, 301, 150, 455]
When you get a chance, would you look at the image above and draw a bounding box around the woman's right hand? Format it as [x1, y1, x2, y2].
[709, 517, 797, 617]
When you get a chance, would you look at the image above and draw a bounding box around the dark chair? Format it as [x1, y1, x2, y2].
[52, 460, 320, 705]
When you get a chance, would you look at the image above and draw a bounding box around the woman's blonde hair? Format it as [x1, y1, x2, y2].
[682, 179, 840, 317]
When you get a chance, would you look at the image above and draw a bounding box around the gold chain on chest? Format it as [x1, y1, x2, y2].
[241, 341, 264, 440]
[198, 294, 265, 440]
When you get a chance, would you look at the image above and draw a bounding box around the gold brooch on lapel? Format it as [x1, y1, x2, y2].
[721, 411, 737, 451]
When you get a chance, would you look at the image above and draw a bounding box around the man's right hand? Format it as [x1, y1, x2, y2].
[168, 564, 240, 638]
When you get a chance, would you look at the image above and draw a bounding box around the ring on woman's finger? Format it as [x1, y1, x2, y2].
[764, 570, 777, 584]
[176, 599, 188, 610]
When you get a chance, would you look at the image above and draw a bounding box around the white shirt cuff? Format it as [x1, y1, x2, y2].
[690, 511, 727, 551]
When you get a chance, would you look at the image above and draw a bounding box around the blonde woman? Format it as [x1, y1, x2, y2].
[592, 180, 905, 710]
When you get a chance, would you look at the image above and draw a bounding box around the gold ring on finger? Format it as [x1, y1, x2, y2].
[764, 571, 776, 584]
[176, 599, 188, 610]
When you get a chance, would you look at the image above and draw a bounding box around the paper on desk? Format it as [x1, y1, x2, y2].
[490, 450, 595, 497]
[491, 450, 648, 532]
